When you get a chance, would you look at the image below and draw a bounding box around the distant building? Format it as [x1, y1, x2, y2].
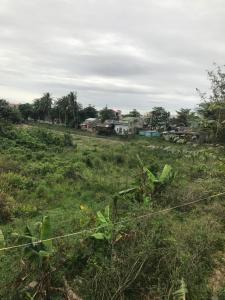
[80, 118, 99, 132]
[113, 109, 122, 120]
[96, 120, 116, 135]
[114, 117, 144, 135]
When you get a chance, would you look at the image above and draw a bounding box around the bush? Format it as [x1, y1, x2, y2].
[0, 172, 28, 190]
[113, 153, 125, 164]
[0, 191, 15, 223]
[63, 163, 84, 179]
[63, 133, 73, 146]
[28, 128, 73, 147]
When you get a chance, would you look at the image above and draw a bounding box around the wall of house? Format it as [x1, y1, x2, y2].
[115, 125, 130, 135]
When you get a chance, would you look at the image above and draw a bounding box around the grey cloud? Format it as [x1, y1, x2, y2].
[1, 0, 225, 111]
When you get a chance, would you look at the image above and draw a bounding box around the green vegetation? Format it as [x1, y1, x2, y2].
[0, 123, 225, 299]
[1, 65, 225, 299]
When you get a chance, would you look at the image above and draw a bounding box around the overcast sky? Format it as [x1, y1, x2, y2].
[1, 0, 225, 112]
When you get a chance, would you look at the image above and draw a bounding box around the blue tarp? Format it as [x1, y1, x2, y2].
[139, 130, 160, 137]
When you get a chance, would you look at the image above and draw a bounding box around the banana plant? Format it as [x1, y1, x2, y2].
[115, 155, 175, 209]
[13, 216, 53, 266]
[91, 205, 113, 241]
[91, 205, 123, 244]
[12, 216, 53, 299]
[139, 154, 174, 187]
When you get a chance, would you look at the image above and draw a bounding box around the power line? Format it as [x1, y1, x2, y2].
[0, 191, 224, 253]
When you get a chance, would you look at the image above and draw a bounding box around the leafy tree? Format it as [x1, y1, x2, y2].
[49, 103, 60, 123]
[127, 109, 141, 118]
[33, 93, 53, 121]
[99, 106, 115, 123]
[0, 99, 11, 120]
[68, 91, 80, 128]
[18, 103, 34, 121]
[0, 99, 21, 123]
[55, 96, 69, 125]
[197, 64, 225, 141]
[79, 105, 98, 123]
[151, 107, 170, 130]
[8, 107, 22, 123]
[55, 92, 82, 127]
[175, 108, 197, 127]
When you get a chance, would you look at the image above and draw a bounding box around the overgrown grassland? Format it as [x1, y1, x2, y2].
[1, 125, 225, 299]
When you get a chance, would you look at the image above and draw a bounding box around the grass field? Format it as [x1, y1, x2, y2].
[1, 124, 225, 299]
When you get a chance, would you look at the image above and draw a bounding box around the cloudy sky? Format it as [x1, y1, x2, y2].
[1, 0, 225, 112]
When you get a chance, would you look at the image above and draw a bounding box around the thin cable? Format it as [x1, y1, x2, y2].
[0, 191, 224, 252]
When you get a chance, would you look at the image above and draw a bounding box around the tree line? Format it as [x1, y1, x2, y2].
[1, 64, 225, 141]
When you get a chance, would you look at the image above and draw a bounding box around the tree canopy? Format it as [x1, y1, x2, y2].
[151, 107, 170, 130]
[99, 106, 116, 123]
[197, 64, 225, 141]
[0, 99, 21, 123]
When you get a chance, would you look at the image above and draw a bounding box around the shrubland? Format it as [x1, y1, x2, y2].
[0, 124, 225, 299]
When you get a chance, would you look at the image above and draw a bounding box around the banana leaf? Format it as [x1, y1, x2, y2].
[96, 211, 108, 224]
[118, 187, 137, 195]
[0, 229, 5, 247]
[91, 232, 105, 240]
[143, 167, 158, 183]
[159, 164, 173, 184]
[40, 216, 52, 252]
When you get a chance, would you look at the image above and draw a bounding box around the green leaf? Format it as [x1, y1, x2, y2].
[173, 278, 188, 299]
[40, 216, 52, 252]
[136, 154, 144, 167]
[143, 167, 157, 183]
[38, 250, 50, 258]
[118, 187, 137, 195]
[0, 229, 5, 247]
[104, 205, 110, 222]
[144, 196, 151, 206]
[115, 233, 123, 242]
[24, 225, 33, 237]
[91, 232, 105, 240]
[40, 216, 51, 240]
[11, 232, 19, 238]
[96, 211, 108, 224]
[159, 164, 173, 184]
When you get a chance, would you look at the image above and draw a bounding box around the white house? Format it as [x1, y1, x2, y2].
[115, 122, 130, 135]
[114, 117, 144, 135]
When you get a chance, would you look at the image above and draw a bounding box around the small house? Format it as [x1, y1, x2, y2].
[114, 121, 130, 135]
[115, 117, 144, 136]
[80, 118, 99, 132]
[96, 120, 115, 135]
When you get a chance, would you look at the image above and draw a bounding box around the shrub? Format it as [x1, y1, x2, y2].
[63, 133, 73, 146]
[0, 191, 15, 223]
[113, 154, 125, 164]
[0, 158, 20, 173]
[83, 155, 94, 168]
[0, 172, 28, 191]
[63, 163, 84, 179]
[27, 162, 55, 176]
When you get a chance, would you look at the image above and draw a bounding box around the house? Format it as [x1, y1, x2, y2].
[114, 121, 130, 135]
[96, 120, 115, 135]
[113, 109, 122, 120]
[114, 117, 144, 135]
[80, 118, 99, 132]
